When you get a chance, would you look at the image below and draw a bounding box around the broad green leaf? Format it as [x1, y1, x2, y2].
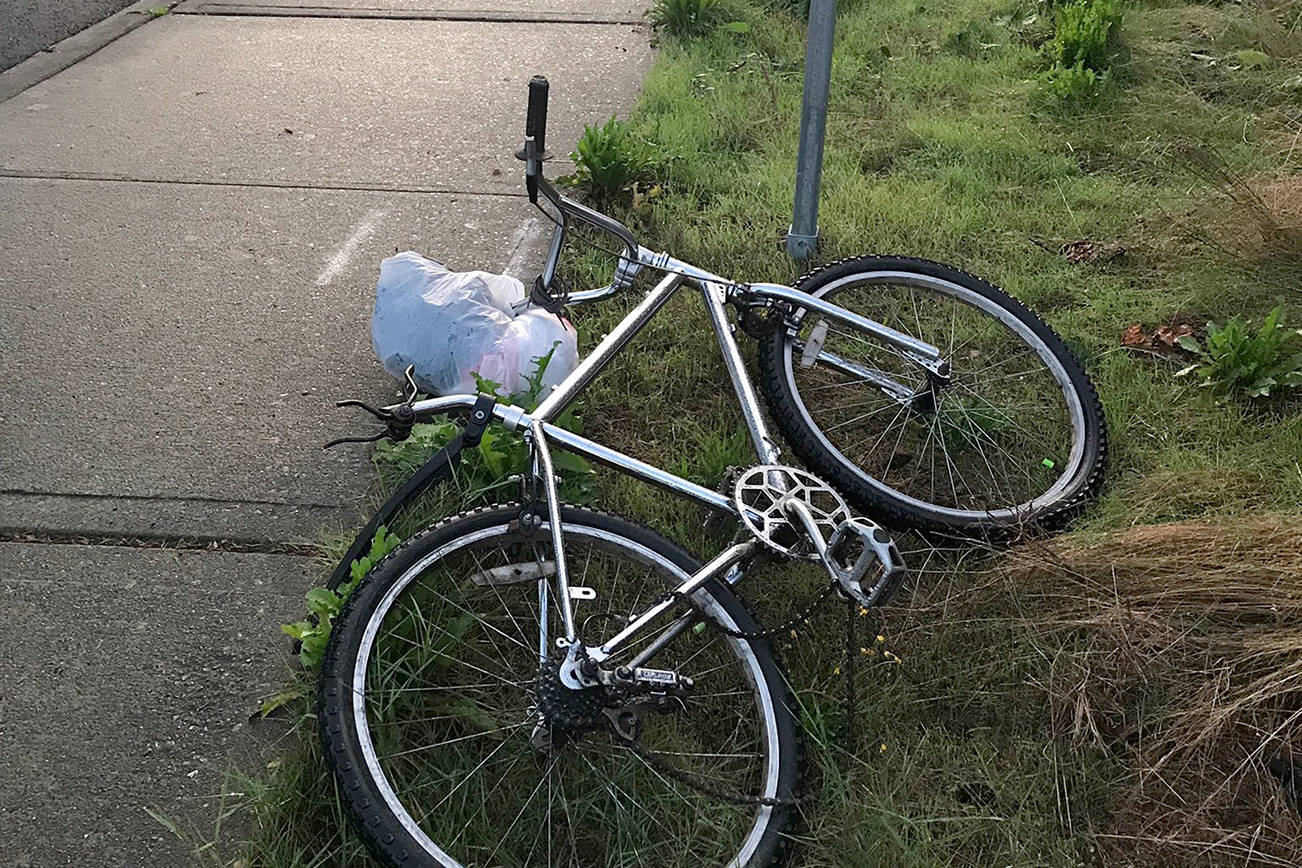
[471, 371, 505, 398]
[1233, 49, 1271, 69]
[1247, 377, 1276, 396]
[372, 526, 401, 560]
[305, 587, 341, 617]
[300, 633, 327, 669]
[281, 620, 313, 639]
[477, 429, 509, 477]
[551, 450, 594, 474]
[1260, 304, 1283, 338]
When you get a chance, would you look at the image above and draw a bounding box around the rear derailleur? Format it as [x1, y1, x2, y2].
[531, 645, 692, 751]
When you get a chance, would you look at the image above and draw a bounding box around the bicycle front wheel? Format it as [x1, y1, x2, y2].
[319, 505, 801, 868]
[758, 256, 1107, 535]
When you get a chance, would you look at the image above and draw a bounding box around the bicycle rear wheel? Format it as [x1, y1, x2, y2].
[758, 256, 1107, 535]
[319, 505, 801, 868]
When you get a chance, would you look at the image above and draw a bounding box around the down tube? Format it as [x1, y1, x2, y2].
[540, 423, 739, 515]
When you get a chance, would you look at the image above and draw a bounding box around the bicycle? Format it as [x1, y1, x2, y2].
[317, 76, 1108, 868]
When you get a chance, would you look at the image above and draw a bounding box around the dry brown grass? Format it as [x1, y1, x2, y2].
[1175, 147, 1302, 255]
[999, 517, 1302, 866]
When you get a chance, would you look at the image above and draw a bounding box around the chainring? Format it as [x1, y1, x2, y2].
[733, 465, 852, 558]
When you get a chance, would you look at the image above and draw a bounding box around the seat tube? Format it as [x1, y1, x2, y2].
[700, 280, 782, 465]
[529, 421, 577, 644]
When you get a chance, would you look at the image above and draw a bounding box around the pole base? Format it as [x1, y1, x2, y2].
[786, 225, 819, 261]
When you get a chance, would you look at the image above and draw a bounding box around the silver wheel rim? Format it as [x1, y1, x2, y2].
[781, 270, 1089, 524]
[348, 519, 784, 868]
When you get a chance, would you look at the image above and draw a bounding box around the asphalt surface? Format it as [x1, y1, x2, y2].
[0, 542, 314, 867]
[0, 0, 138, 72]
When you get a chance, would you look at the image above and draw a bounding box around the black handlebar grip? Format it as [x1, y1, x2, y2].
[525, 75, 550, 157]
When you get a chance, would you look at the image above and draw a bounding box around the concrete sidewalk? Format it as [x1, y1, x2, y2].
[0, 4, 650, 863]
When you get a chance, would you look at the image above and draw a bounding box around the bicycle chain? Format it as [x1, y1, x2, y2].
[601, 578, 843, 808]
[842, 595, 859, 755]
[519, 501, 854, 809]
[618, 732, 795, 808]
[634, 573, 870, 808]
[664, 577, 841, 642]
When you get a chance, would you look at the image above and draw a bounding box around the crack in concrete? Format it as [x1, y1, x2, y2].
[0, 528, 322, 555]
[0, 489, 357, 548]
[0, 168, 526, 197]
[0, 486, 342, 510]
[175, 4, 643, 25]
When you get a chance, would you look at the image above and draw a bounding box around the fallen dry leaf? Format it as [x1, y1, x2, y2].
[1153, 323, 1193, 347]
[1062, 240, 1126, 264]
[1121, 322, 1198, 356]
[1121, 324, 1151, 348]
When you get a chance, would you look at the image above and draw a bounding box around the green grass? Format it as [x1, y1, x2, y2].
[202, 0, 1302, 864]
[602, 0, 1302, 531]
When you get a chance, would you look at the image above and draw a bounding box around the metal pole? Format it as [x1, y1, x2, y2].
[786, 0, 837, 260]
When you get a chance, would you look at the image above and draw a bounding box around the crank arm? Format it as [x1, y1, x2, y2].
[784, 500, 906, 607]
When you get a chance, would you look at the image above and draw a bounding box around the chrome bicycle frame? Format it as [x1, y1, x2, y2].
[397, 174, 938, 670]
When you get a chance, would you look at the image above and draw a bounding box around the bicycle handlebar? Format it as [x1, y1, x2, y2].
[518, 75, 644, 291]
[525, 75, 549, 158]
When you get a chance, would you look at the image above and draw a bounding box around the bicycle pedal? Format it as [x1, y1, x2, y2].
[826, 518, 906, 607]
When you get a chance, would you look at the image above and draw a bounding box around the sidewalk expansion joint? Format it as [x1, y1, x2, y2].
[175, 5, 644, 25]
[0, 527, 321, 556]
[0, 168, 525, 198]
[0, 486, 341, 511]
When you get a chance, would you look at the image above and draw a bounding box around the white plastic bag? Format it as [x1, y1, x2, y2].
[371, 252, 578, 398]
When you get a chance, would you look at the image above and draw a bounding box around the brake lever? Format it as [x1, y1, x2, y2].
[335, 398, 391, 420]
[326, 366, 422, 449]
[324, 430, 388, 450]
